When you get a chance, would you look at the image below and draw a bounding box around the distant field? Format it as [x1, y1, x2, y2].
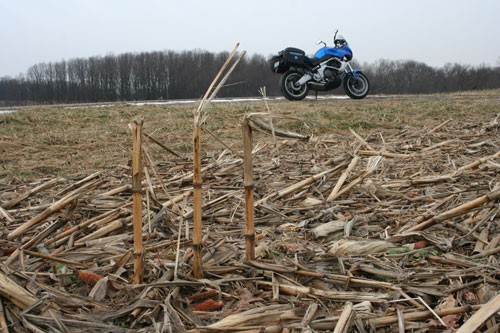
[1, 90, 499, 180]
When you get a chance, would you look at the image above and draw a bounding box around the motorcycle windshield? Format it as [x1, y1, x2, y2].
[314, 45, 353, 60]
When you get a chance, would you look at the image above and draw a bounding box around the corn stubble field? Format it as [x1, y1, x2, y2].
[1, 90, 500, 332]
[1, 92, 499, 179]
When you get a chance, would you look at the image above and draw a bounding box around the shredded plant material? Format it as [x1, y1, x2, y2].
[1, 98, 500, 332]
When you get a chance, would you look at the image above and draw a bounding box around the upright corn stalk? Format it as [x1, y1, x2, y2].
[192, 114, 204, 278]
[131, 119, 144, 283]
[192, 44, 245, 278]
[242, 117, 255, 260]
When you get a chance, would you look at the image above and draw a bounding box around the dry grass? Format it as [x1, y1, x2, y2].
[1, 90, 499, 180]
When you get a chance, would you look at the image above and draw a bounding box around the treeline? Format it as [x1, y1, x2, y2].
[0, 50, 279, 106]
[364, 59, 500, 94]
[1, 50, 499, 105]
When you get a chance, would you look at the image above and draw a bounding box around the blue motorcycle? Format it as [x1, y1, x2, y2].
[270, 30, 369, 100]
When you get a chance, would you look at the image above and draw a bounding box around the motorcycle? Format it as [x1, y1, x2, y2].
[269, 30, 369, 101]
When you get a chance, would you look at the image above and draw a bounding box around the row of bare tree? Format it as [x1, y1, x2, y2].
[0, 50, 499, 105]
[364, 59, 500, 94]
[0, 50, 277, 106]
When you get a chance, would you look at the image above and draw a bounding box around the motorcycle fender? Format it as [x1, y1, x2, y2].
[345, 70, 363, 81]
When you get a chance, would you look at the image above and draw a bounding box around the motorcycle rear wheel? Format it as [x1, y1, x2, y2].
[280, 70, 309, 101]
[343, 72, 369, 99]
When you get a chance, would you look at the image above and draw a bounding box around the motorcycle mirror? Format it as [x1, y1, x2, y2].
[334, 29, 339, 41]
[317, 40, 327, 47]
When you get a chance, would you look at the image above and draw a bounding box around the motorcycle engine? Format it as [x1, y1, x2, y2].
[324, 68, 337, 81]
[323, 66, 342, 89]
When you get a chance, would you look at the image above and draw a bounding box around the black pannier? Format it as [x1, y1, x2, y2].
[282, 47, 306, 66]
[269, 47, 306, 74]
[269, 55, 287, 73]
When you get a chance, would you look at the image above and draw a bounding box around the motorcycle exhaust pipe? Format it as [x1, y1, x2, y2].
[307, 82, 327, 91]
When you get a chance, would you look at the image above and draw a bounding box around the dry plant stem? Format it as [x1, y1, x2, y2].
[0, 207, 14, 223]
[143, 132, 182, 158]
[192, 120, 203, 279]
[327, 156, 359, 202]
[257, 281, 389, 302]
[277, 168, 338, 199]
[1, 177, 63, 209]
[74, 219, 125, 246]
[143, 145, 171, 199]
[394, 288, 424, 309]
[174, 198, 187, 280]
[470, 245, 500, 259]
[0, 297, 8, 333]
[143, 166, 156, 204]
[371, 305, 481, 328]
[203, 51, 247, 116]
[162, 190, 192, 209]
[56, 171, 101, 196]
[23, 249, 85, 267]
[247, 115, 309, 140]
[407, 187, 500, 232]
[301, 303, 318, 327]
[0, 271, 38, 310]
[202, 126, 240, 157]
[7, 179, 101, 240]
[258, 87, 277, 147]
[242, 118, 255, 260]
[483, 324, 500, 333]
[357, 150, 411, 159]
[421, 138, 457, 152]
[255, 166, 343, 206]
[191, 44, 242, 279]
[6, 219, 67, 266]
[350, 128, 374, 150]
[428, 118, 452, 134]
[397, 307, 405, 333]
[417, 296, 447, 327]
[196, 43, 239, 116]
[451, 150, 500, 176]
[48, 309, 69, 333]
[456, 295, 500, 332]
[142, 145, 184, 217]
[203, 305, 298, 330]
[44, 204, 130, 247]
[183, 190, 237, 219]
[333, 302, 353, 333]
[332, 156, 382, 200]
[132, 119, 144, 284]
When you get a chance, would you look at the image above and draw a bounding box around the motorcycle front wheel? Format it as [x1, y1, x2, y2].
[343, 72, 369, 99]
[280, 70, 309, 101]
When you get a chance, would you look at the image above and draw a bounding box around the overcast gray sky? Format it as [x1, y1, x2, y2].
[1, 0, 500, 77]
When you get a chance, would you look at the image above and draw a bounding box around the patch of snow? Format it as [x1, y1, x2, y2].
[28, 94, 360, 112]
[129, 100, 197, 106]
[210, 98, 263, 103]
[0, 110, 17, 114]
[307, 95, 350, 100]
[65, 104, 116, 110]
[128, 98, 267, 106]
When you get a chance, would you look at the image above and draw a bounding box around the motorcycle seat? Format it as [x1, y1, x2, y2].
[284, 47, 305, 55]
